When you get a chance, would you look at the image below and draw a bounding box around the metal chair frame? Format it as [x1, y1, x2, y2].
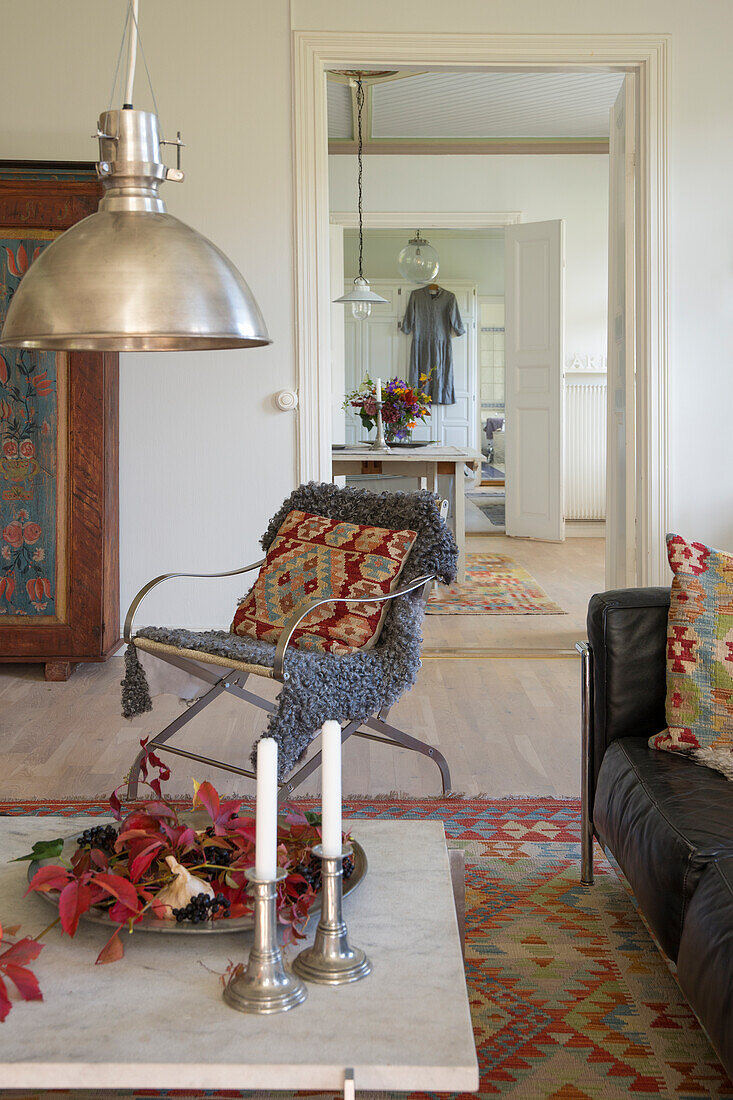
[124, 562, 452, 805]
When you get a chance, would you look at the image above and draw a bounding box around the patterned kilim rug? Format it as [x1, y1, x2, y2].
[1, 797, 731, 1099]
[426, 554, 566, 615]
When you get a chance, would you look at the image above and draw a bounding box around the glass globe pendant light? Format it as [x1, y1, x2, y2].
[0, 0, 270, 352]
[397, 230, 440, 285]
[333, 76, 388, 321]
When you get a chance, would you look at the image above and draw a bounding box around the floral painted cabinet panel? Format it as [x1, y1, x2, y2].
[1, 241, 61, 617]
[0, 167, 119, 680]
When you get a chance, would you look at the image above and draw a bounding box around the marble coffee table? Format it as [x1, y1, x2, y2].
[0, 816, 478, 1094]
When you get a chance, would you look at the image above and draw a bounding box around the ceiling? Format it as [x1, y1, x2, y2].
[327, 70, 625, 147]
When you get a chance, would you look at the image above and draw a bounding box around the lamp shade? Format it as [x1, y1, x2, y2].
[397, 231, 439, 285]
[0, 109, 270, 352]
[333, 276, 389, 321]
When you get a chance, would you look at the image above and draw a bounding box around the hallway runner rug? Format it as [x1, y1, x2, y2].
[426, 553, 567, 615]
[1, 797, 730, 1098]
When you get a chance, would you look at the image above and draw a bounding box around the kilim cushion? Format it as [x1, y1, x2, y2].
[230, 509, 417, 655]
[649, 533, 733, 779]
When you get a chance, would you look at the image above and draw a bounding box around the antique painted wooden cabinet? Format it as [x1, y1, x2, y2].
[0, 164, 119, 680]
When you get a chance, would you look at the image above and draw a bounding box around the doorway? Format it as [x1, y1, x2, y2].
[292, 31, 670, 590]
[325, 75, 616, 652]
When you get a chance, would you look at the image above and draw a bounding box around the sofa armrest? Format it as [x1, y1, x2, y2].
[586, 587, 670, 796]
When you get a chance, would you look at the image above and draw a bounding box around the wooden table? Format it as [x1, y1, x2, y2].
[1, 817, 478, 1095]
[332, 445, 481, 583]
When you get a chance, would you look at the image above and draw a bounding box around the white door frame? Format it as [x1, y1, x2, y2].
[292, 30, 670, 585]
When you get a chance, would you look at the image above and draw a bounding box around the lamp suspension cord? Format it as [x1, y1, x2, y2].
[356, 76, 365, 281]
[124, 0, 139, 106]
[107, 0, 160, 126]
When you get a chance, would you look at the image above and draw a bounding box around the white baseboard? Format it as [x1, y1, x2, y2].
[564, 520, 606, 538]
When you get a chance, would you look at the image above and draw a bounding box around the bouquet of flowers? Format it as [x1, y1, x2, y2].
[343, 374, 431, 443]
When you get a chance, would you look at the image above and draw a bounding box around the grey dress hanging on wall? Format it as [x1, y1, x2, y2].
[400, 286, 465, 404]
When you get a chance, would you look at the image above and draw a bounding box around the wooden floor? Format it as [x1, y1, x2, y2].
[0, 539, 598, 803]
[423, 534, 604, 653]
[0, 654, 581, 802]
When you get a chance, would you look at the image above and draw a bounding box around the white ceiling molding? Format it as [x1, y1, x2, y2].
[293, 31, 670, 586]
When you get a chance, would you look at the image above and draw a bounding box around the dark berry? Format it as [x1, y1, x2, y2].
[76, 824, 118, 855]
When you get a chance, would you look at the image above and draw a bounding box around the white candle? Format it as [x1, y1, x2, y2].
[376, 377, 382, 404]
[255, 737, 278, 880]
[321, 720, 342, 857]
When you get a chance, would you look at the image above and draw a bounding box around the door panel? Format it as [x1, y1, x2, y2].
[606, 75, 637, 587]
[504, 220, 565, 541]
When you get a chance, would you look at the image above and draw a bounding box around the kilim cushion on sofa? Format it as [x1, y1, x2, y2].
[231, 509, 417, 656]
[649, 533, 733, 779]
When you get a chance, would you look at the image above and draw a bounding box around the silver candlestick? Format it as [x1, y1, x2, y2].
[292, 843, 372, 985]
[223, 867, 307, 1014]
[371, 402, 392, 453]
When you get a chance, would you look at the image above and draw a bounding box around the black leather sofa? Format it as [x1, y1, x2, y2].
[580, 587, 733, 1078]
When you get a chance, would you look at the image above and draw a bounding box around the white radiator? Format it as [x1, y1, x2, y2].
[564, 377, 607, 520]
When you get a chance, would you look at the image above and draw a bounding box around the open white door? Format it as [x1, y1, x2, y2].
[329, 223, 345, 443]
[504, 219, 565, 541]
[606, 75, 637, 588]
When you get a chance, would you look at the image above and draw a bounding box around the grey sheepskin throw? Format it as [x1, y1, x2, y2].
[121, 482, 458, 780]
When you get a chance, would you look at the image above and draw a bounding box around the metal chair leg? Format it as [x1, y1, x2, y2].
[277, 719, 362, 804]
[126, 679, 228, 800]
[363, 716, 452, 794]
[577, 641, 594, 886]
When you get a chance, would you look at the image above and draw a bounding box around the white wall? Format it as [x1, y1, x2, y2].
[3, 0, 296, 629]
[343, 228, 505, 297]
[331, 155, 610, 362]
[299, 0, 733, 556]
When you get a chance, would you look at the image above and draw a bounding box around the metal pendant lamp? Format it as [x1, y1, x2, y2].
[333, 76, 388, 321]
[0, 1, 270, 352]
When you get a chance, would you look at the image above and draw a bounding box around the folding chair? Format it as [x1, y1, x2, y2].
[121, 483, 457, 804]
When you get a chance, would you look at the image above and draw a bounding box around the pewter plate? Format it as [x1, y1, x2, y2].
[28, 815, 367, 935]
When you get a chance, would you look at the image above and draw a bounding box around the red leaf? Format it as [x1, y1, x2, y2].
[129, 840, 164, 882]
[0, 354, 8, 386]
[95, 929, 124, 965]
[0, 975, 11, 1022]
[193, 781, 220, 823]
[26, 864, 72, 895]
[109, 788, 122, 820]
[90, 872, 141, 915]
[3, 963, 42, 1003]
[89, 847, 109, 870]
[58, 880, 93, 936]
[0, 937, 43, 967]
[16, 245, 28, 274]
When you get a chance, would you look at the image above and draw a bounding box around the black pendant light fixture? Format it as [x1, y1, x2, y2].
[333, 76, 389, 320]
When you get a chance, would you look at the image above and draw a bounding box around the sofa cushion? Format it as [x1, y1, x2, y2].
[594, 737, 733, 960]
[231, 509, 417, 656]
[649, 533, 733, 778]
[677, 856, 733, 1079]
